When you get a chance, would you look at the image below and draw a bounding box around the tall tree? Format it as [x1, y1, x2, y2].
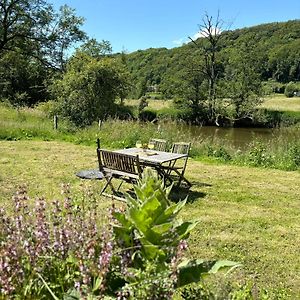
[0, 0, 86, 104]
[78, 38, 112, 58]
[221, 44, 263, 124]
[50, 52, 131, 126]
[189, 13, 224, 123]
[0, 0, 86, 71]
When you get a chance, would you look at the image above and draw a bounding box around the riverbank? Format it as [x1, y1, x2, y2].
[1, 140, 299, 298]
[125, 94, 300, 127]
[1, 103, 300, 171]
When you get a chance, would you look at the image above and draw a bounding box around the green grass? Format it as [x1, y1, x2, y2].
[126, 94, 300, 113]
[0, 140, 299, 298]
[261, 94, 300, 112]
[124, 98, 172, 111]
[1, 103, 300, 172]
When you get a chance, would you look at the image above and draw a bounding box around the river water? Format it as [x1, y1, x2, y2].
[176, 125, 298, 150]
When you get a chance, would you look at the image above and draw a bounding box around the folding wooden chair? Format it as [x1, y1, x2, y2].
[149, 138, 167, 152]
[167, 142, 192, 187]
[97, 147, 142, 201]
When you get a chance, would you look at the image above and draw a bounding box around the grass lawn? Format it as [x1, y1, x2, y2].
[259, 94, 300, 112]
[125, 94, 300, 113]
[0, 140, 299, 298]
[124, 98, 173, 111]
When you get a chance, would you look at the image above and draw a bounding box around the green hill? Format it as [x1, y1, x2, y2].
[123, 20, 300, 99]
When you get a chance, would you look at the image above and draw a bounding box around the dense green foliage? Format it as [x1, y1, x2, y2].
[124, 20, 300, 99]
[50, 52, 130, 126]
[1, 5, 300, 126]
[117, 19, 299, 125]
[0, 0, 86, 105]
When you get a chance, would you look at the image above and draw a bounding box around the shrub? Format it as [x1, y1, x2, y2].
[50, 52, 130, 127]
[246, 142, 273, 167]
[284, 82, 297, 98]
[138, 109, 157, 122]
[288, 145, 300, 167]
[0, 169, 240, 299]
[0, 184, 113, 299]
[206, 145, 232, 161]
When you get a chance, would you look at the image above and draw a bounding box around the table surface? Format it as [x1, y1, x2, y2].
[114, 147, 187, 164]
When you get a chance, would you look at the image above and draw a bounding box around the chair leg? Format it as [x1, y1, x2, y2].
[116, 179, 124, 192]
[100, 176, 115, 195]
[173, 169, 192, 188]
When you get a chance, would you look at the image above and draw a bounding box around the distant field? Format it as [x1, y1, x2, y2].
[0, 140, 299, 297]
[124, 98, 172, 110]
[125, 94, 300, 112]
[261, 94, 300, 111]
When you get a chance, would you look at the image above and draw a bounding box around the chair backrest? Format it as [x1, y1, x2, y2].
[171, 142, 191, 155]
[149, 138, 167, 152]
[98, 149, 141, 177]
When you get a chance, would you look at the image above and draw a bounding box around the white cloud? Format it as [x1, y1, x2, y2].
[172, 38, 185, 46]
[191, 27, 222, 40]
[172, 27, 222, 47]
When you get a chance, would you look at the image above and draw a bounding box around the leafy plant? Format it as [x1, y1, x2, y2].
[0, 184, 113, 299]
[247, 142, 272, 167]
[207, 145, 232, 161]
[112, 168, 240, 298]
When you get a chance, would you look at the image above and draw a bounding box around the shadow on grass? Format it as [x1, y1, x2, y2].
[169, 184, 208, 203]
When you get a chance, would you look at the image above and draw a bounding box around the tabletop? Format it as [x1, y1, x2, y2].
[114, 147, 187, 164]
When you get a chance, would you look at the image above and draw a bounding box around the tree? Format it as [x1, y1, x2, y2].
[51, 52, 130, 126]
[0, 50, 47, 105]
[221, 45, 263, 124]
[0, 0, 86, 71]
[78, 38, 112, 58]
[174, 57, 208, 121]
[189, 13, 224, 123]
[0, 0, 86, 105]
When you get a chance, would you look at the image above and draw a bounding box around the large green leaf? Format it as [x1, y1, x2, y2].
[174, 220, 199, 240]
[151, 222, 173, 235]
[153, 199, 187, 225]
[177, 259, 242, 287]
[136, 237, 163, 260]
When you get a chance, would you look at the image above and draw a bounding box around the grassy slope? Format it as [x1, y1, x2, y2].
[0, 140, 299, 297]
[261, 94, 300, 112]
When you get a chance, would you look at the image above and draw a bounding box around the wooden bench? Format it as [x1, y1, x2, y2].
[97, 148, 142, 201]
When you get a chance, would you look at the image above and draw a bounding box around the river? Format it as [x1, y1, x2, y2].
[176, 125, 298, 150]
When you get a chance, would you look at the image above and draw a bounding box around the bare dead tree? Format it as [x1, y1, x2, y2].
[189, 12, 224, 124]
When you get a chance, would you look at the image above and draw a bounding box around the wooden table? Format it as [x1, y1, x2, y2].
[114, 147, 190, 187]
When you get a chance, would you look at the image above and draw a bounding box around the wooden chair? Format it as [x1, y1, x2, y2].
[149, 138, 167, 152]
[97, 146, 142, 201]
[167, 142, 191, 187]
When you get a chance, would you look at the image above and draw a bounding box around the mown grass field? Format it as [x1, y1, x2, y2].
[124, 98, 173, 111]
[125, 94, 300, 113]
[261, 94, 300, 112]
[1, 140, 299, 298]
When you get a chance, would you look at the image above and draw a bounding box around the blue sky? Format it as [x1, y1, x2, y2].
[51, 0, 300, 53]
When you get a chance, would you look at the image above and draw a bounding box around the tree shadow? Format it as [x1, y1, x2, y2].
[169, 185, 208, 204]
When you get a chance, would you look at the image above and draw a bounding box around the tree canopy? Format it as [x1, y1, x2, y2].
[50, 52, 130, 126]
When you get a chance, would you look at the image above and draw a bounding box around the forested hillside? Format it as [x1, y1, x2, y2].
[1, 4, 299, 127]
[124, 20, 300, 99]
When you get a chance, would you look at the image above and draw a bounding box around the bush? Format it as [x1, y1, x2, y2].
[284, 82, 298, 98]
[35, 100, 59, 117]
[50, 52, 130, 127]
[246, 142, 273, 167]
[138, 109, 157, 121]
[0, 170, 240, 299]
[0, 184, 112, 299]
[207, 145, 232, 161]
